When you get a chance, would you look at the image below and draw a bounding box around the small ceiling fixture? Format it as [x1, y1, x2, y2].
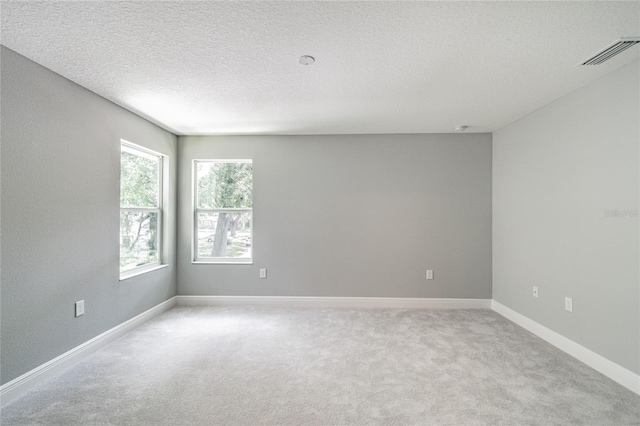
[580, 37, 640, 65]
[455, 125, 468, 132]
[298, 55, 315, 66]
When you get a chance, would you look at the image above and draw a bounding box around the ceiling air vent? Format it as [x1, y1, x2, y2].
[580, 37, 640, 65]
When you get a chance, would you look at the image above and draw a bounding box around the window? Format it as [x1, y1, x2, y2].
[194, 160, 253, 263]
[120, 141, 163, 276]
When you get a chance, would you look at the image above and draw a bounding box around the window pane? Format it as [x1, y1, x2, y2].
[121, 151, 159, 208]
[196, 161, 252, 209]
[120, 211, 159, 269]
[197, 211, 252, 259]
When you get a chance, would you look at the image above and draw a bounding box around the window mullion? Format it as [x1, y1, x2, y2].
[195, 208, 252, 213]
[121, 207, 160, 213]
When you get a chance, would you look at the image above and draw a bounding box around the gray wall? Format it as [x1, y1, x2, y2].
[493, 60, 639, 374]
[1, 47, 178, 384]
[178, 134, 492, 298]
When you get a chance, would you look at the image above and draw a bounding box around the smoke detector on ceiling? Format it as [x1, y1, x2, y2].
[455, 125, 468, 132]
[298, 55, 315, 66]
[579, 37, 640, 65]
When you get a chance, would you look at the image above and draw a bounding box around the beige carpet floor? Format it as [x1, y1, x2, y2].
[2, 306, 639, 425]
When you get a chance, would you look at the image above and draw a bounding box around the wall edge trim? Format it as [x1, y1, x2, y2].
[491, 300, 640, 395]
[0, 297, 177, 406]
[5, 297, 635, 407]
[175, 295, 491, 309]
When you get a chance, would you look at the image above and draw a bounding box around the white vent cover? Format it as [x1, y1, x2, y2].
[580, 37, 640, 65]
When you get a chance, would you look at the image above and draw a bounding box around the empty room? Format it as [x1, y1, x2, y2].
[1, 1, 639, 425]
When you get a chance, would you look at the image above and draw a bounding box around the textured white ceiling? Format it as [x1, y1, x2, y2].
[2, 1, 639, 135]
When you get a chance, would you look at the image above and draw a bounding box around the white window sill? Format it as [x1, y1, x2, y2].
[119, 264, 169, 281]
[191, 260, 253, 265]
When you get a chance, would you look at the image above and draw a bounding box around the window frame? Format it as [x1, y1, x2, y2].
[119, 140, 165, 279]
[192, 159, 253, 265]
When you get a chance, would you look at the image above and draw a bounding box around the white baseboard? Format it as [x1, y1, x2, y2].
[0, 297, 177, 406]
[4, 296, 636, 408]
[176, 295, 491, 309]
[491, 300, 640, 396]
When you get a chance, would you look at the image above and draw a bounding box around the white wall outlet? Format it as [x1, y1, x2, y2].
[75, 300, 85, 317]
[533, 286, 539, 298]
[259, 268, 267, 279]
[426, 269, 434, 280]
[564, 297, 573, 312]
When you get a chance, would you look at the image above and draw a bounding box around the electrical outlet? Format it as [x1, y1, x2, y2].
[564, 297, 573, 312]
[259, 268, 267, 279]
[426, 269, 434, 280]
[533, 286, 539, 298]
[75, 300, 85, 317]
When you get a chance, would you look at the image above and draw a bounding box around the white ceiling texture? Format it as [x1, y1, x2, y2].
[1, 1, 639, 135]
